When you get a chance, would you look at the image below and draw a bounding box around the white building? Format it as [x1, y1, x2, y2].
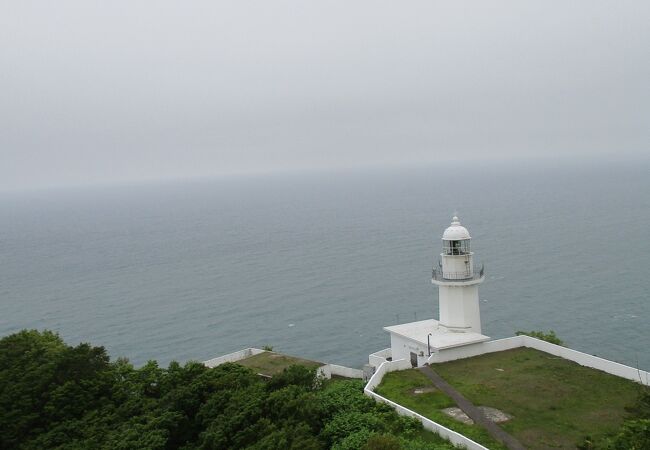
[382, 216, 490, 367]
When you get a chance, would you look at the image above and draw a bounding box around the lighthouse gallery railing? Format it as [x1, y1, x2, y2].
[431, 264, 484, 281]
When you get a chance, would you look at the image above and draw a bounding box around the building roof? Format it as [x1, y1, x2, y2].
[442, 216, 471, 241]
[384, 319, 490, 350]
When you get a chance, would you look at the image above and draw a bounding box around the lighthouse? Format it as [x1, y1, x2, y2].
[381, 215, 490, 367]
[432, 216, 484, 333]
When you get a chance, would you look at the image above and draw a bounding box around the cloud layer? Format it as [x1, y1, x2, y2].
[1, 1, 648, 190]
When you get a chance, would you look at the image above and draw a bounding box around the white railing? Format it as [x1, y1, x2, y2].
[364, 359, 488, 450]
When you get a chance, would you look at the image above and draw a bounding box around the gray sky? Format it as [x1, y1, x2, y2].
[1, 1, 648, 191]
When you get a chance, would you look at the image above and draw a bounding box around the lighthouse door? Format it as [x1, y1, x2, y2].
[410, 352, 418, 367]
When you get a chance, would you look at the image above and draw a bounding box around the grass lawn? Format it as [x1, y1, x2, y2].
[433, 347, 643, 449]
[375, 369, 508, 450]
[237, 351, 323, 376]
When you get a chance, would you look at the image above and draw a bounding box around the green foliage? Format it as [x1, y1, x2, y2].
[321, 411, 385, 445]
[267, 364, 320, 391]
[596, 387, 650, 449]
[262, 345, 274, 351]
[576, 435, 596, 450]
[362, 434, 402, 450]
[605, 419, 650, 449]
[0, 330, 456, 450]
[318, 379, 375, 416]
[626, 387, 650, 419]
[0, 329, 113, 448]
[515, 329, 564, 345]
[333, 429, 374, 450]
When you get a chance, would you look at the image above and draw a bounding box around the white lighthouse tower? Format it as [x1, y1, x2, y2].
[382, 215, 489, 367]
[432, 216, 484, 333]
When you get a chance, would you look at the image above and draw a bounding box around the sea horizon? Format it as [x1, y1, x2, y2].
[2, 158, 649, 370]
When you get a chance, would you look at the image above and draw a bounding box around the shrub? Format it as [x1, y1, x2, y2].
[515, 330, 564, 346]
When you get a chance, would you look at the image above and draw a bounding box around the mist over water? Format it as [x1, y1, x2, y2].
[2, 160, 649, 370]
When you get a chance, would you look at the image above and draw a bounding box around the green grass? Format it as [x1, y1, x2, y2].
[375, 369, 508, 449]
[433, 347, 643, 449]
[237, 351, 323, 376]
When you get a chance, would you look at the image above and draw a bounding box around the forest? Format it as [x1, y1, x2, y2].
[0, 330, 454, 449]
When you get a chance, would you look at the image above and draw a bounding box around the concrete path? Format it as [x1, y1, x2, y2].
[418, 365, 526, 450]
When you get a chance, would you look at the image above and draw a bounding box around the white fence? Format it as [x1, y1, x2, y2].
[365, 336, 650, 450]
[369, 348, 392, 368]
[319, 364, 364, 379]
[204, 349, 363, 380]
[364, 359, 488, 450]
[426, 336, 524, 365]
[426, 335, 650, 386]
[522, 336, 650, 385]
[203, 348, 265, 368]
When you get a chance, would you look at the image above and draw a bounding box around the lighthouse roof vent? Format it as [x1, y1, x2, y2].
[442, 216, 471, 240]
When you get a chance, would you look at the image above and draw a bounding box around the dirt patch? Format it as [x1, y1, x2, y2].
[441, 406, 512, 425]
[441, 407, 474, 424]
[479, 406, 512, 423]
[411, 387, 438, 395]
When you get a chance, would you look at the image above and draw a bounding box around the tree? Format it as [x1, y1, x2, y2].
[0, 330, 112, 448]
[0, 329, 457, 450]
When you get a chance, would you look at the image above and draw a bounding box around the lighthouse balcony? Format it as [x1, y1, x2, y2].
[431, 265, 485, 285]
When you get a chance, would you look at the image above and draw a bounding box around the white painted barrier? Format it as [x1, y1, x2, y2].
[426, 336, 525, 365]
[427, 335, 650, 386]
[364, 360, 488, 450]
[369, 348, 392, 368]
[205, 349, 364, 380]
[365, 358, 411, 390]
[520, 336, 650, 386]
[319, 364, 364, 379]
[203, 348, 265, 368]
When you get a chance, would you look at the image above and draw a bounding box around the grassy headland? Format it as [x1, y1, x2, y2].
[376, 347, 645, 449]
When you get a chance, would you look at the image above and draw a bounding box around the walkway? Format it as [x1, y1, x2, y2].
[418, 365, 526, 450]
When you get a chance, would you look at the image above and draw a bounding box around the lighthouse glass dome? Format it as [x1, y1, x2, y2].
[443, 239, 470, 255]
[441, 216, 471, 255]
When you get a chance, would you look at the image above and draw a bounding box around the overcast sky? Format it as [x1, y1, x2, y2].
[1, 1, 648, 191]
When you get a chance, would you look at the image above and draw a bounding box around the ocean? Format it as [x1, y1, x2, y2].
[2, 159, 649, 370]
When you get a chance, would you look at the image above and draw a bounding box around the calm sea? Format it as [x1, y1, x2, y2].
[2, 160, 649, 370]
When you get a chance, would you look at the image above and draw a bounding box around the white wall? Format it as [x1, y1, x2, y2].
[364, 360, 488, 450]
[365, 358, 412, 390]
[427, 335, 650, 386]
[203, 347, 266, 368]
[441, 252, 473, 278]
[390, 334, 429, 366]
[427, 336, 524, 365]
[318, 364, 364, 379]
[204, 348, 364, 381]
[439, 284, 481, 333]
[368, 348, 392, 368]
[521, 336, 650, 386]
